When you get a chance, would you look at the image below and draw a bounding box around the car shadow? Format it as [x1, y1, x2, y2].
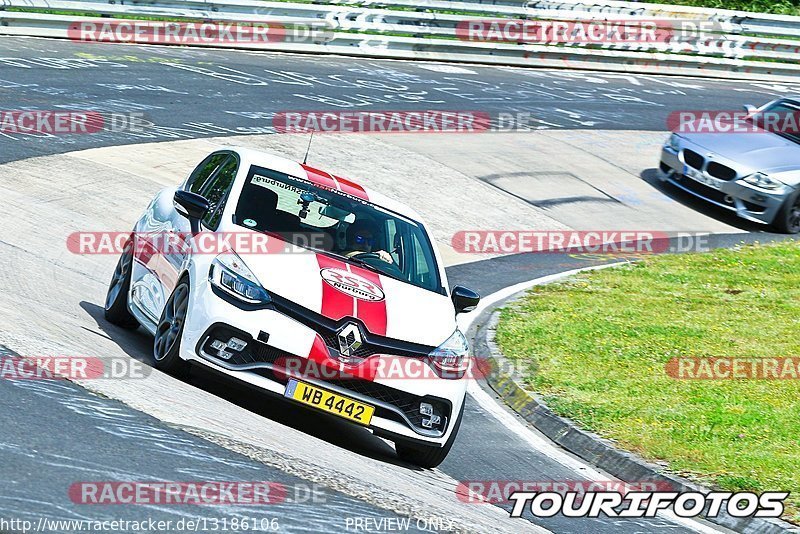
[79, 301, 414, 469]
[641, 168, 768, 233]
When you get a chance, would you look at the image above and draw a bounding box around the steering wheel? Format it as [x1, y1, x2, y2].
[351, 252, 405, 278]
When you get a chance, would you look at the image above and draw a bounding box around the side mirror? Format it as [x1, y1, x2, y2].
[743, 104, 757, 115]
[452, 285, 480, 314]
[174, 190, 209, 234]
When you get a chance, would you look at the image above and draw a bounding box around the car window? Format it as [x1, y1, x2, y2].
[411, 232, 432, 283]
[749, 101, 800, 144]
[235, 165, 443, 294]
[201, 156, 238, 229]
[384, 219, 401, 267]
[186, 153, 228, 194]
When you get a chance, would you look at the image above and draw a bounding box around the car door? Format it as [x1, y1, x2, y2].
[157, 152, 240, 298]
[132, 151, 231, 324]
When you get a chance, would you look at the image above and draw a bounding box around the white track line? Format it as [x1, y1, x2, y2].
[458, 262, 724, 534]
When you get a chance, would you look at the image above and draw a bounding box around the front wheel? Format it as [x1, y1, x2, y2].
[104, 236, 139, 328]
[772, 191, 800, 234]
[153, 279, 191, 377]
[395, 397, 464, 468]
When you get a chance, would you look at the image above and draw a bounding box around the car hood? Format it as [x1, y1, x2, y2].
[681, 130, 800, 183]
[238, 245, 456, 348]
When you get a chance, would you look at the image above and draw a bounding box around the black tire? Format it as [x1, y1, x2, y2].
[153, 278, 191, 378]
[395, 397, 465, 468]
[772, 190, 800, 234]
[104, 236, 139, 329]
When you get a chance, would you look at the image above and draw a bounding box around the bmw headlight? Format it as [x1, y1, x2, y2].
[210, 252, 271, 304]
[667, 133, 682, 152]
[742, 172, 783, 191]
[428, 329, 470, 379]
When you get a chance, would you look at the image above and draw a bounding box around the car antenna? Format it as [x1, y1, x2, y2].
[302, 129, 314, 165]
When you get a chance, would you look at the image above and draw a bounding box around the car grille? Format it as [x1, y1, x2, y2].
[707, 161, 737, 181]
[682, 149, 737, 181]
[318, 330, 426, 364]
[683, 149, 704, 170]
[318, 377, 450, 429]
[268, 293, 435, 363]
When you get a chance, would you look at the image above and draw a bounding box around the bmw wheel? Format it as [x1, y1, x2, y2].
[104, 235, 139, 328]
[153, 278, 191, 377]
[773, 190, 800, 234]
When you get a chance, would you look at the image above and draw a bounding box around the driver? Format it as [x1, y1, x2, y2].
[343, 220, 394, 264]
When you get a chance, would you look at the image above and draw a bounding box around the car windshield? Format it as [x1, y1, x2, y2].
[234, 165, 443, 294]
[747, 101, 800, 144]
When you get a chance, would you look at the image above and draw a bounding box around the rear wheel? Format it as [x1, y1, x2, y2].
[772, 191, 800, 234]
[104, 236, 139, 328]
[395, 397, 464, 468]
[153, 279, 191, 377]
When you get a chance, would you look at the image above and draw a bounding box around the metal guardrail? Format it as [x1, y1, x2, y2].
[526, 0, 800, 38]
[1, 0, 799, 81]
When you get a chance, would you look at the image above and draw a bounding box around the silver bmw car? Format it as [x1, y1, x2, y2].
[659, 97, 800, 233]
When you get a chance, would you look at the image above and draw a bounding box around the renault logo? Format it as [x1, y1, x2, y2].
[337, 322, 363, 361]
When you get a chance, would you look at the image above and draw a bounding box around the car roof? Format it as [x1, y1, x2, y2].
[221, 145, 425, 223]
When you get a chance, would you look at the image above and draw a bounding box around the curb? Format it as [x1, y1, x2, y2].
[475, 297, 797, 534]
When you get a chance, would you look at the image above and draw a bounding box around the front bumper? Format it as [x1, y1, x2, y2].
[659, 143, 789, 225]
[179, 277, 466, 446]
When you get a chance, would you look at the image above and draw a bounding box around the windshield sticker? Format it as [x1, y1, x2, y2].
[253, 175, 306, 194]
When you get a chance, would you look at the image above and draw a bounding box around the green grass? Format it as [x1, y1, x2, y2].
[646, 0, 800, 16]
[495, 240, 800, 522]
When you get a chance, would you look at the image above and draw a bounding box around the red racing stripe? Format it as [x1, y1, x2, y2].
[332, 174, 369, 201]
[353, 267, 387, 336]
[301, 164, 338, 191]
[307, 333, 332, 364]
[316, 253, 355, 321]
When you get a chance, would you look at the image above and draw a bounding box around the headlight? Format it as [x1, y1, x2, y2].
[428, 329, 470, 379]
[209, 252, 271, 304]
[742, 172, 783, 190]
[667, 133, 682, 152]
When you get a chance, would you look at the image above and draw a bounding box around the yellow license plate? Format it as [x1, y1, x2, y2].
[284, 379, 374, 425]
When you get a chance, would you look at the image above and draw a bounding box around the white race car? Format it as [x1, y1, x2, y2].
[104, 147, 481, 467]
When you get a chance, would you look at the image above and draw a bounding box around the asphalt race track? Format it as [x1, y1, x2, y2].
[2, 36, 797, 164]
[0, 35, 796, 533]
